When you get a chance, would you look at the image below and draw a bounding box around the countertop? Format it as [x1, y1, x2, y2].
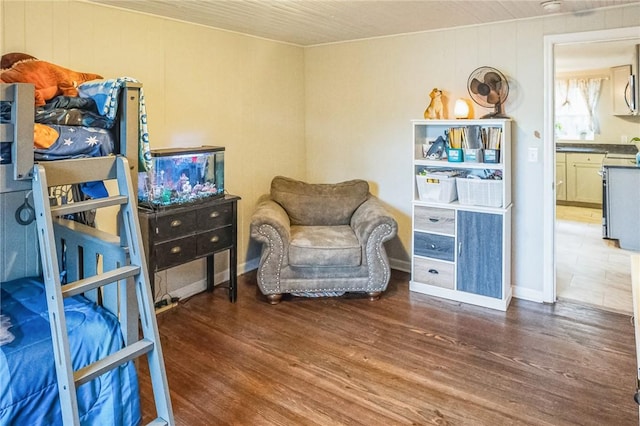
[602, 156, 639, 169]
[556, 143, 638, 155]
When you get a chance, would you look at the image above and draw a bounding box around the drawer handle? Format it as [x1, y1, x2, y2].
[170, 246, 182, 254]
[430, 243, 437, 249]
[428, 269, 439, 274]
[210, 235, 220, 243]
[209, 211, 220, 218]
[428, 217, 440, 222]
[170, 219, 182, 228]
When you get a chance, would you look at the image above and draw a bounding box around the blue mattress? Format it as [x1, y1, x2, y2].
[0, 277, 141, 425]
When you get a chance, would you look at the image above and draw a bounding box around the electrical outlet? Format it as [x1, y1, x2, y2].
[528, 147, 538, 162]
[622, 135, 628, 144]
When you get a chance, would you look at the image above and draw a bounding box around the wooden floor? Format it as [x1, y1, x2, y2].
[138, 270, 638, 425]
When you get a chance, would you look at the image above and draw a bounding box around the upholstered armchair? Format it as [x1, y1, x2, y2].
[250, 176, 398, 304]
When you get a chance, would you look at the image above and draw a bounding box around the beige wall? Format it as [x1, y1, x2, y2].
[1, 0, 306, 297]
[3, 0, 640, 301]
[304, 5, 640, 299]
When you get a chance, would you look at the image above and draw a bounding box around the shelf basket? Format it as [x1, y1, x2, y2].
[456, 178, 503, 207]
[416, 174, 458, 203]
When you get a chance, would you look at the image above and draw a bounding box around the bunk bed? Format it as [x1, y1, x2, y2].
[1, 276, 140, 424]
[0, 75, 165, 424]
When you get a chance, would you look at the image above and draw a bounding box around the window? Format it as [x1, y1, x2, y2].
[555, 78, 603, 141]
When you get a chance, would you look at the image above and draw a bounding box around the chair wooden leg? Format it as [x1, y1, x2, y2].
[367, 291, 382, 301]
[266, 293, 283, 305]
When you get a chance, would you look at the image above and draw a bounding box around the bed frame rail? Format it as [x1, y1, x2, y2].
[53, 217, 138, 345]
[0, 83, 34, 192]
[0, 82, 141, 194]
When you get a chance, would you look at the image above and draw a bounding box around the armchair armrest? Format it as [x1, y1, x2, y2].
[250, 195, 292, 295]
[250, 194, 291, 244]
[351, 195, 397, 246]
[351, 195, 398, 290]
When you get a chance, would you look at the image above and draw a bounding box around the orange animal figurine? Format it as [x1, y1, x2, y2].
[424, 88, 444, 119]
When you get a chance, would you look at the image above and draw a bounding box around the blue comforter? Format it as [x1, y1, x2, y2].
[33, 125, 115, 161]
[78, 78, 152, 172]
[0, 277, 141, 425]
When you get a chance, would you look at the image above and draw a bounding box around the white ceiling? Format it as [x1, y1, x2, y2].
[88, 0, 640, 46]
[555, 38, 639, 72]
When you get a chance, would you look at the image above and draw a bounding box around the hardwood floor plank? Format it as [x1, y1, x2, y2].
[137, 270, 638, 425]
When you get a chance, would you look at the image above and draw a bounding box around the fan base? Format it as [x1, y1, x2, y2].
[480, 112, 510, 119]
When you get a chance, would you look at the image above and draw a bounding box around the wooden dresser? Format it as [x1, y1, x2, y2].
[138, 194, 240, 302]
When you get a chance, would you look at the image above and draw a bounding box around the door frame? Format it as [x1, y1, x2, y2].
[542, 26, 640, 303]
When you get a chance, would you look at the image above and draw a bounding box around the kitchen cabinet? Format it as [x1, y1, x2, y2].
[565, 152, 605, 205]
[410, 119, 512, 311]
[556, 153, 567, 201]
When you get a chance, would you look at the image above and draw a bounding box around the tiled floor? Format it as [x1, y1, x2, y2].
[555, 205, 633, 314]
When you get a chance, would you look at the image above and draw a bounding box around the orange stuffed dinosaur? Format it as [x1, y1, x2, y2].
[0, 53, 103, 106]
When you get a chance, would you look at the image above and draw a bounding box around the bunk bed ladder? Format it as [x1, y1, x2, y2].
[31, 156, 174, 426]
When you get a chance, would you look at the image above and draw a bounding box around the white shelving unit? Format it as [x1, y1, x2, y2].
[410, 119, 513, 311]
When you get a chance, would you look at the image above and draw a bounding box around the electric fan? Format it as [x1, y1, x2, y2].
[467, 66, 510, 119]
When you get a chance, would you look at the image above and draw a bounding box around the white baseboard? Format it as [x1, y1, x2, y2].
[512, 285, 545, 303]
[390, 257, 410, 273]
[392, 257, 545, 305]
[241, 257, 260, 273]
[168, 257, 261, 301]
[169, 279, 207, 300]
[168, 256, 546, 307]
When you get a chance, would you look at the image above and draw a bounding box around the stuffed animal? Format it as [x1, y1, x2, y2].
[33, 123, 59, 149]
[424, 88, 444, 119]
[0, 53, 103, 106]
[0, 52, 36, 69]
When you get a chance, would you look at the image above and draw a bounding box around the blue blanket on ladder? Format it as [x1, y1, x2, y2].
[78, 77, 152, 172]
[0, 277, 141, 425]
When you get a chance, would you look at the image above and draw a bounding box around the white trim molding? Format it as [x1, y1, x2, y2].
[542, 26, 640, 305]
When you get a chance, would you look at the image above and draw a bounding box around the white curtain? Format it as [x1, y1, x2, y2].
[576, 78, 604, 134]
[555, 78, 570, 111]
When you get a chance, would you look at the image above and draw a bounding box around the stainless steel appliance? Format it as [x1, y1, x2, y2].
[600, 154, 640, 250]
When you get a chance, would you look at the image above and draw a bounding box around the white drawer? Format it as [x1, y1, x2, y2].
[412, 257, 454, 289]
[414, 206, 455, 235]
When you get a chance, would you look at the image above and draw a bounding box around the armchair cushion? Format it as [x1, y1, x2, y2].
[271, 176, 369, 226]
[289, 225, 361, 267]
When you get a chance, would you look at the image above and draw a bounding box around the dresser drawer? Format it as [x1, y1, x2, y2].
[196, 203, 233, 229]
[413, 231, 455, 262]
[154, 236, 198, 270]
[414, 206, 455, 235]
[196, 225, 233, 256]
[412, 257, 454, 289]
[155, 211, 198, 240]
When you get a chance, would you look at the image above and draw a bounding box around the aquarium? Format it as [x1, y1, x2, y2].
[138, 146, 225, 208]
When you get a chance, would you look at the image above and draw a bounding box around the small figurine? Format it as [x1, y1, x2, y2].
[192, 183, 203, 195]
[177, 173, 189, 192]
[424, 88, 444, 119]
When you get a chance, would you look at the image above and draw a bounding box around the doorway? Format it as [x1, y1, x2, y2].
[543, 27, 640, 313]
